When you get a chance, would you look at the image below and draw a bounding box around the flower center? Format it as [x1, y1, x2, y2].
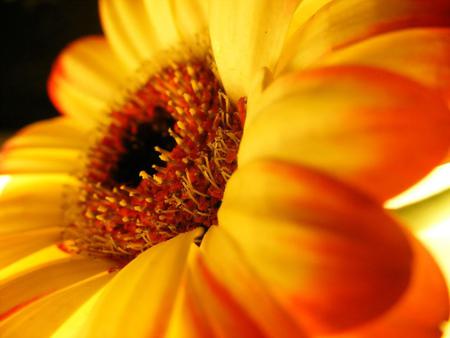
[61, 55, 245, 260]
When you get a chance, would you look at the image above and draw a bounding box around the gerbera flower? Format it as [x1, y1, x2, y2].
[1, 0, 449, 337]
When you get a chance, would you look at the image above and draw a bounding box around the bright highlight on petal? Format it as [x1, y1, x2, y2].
[0, 176, 11, 196]
[0, 245, 68, 281]
[386, 163, 450, 209]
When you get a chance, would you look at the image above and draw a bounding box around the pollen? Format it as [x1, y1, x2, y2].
[62, 54, 246, 260]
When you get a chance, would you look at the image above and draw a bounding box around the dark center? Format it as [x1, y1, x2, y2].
[110, 107, 176, 188]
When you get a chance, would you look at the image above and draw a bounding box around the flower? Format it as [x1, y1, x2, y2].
[1, 0, 450, 337]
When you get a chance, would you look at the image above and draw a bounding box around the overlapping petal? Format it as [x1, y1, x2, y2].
[0, 257, 112, 321]
[2, 118, 89, 151]
[0, 118, 89, 174]
[0, 272, 112, 338]
[318, 28, 450, 106]
[277, 0, 450, 74]
[0, 228, 61, 269]
[48, 36, 126, 124]
[79, 229, 200, 338]
[193, 226, 307, 338]
[209, 0, 301, 102]
[100, 0, 208, 71]
[0, 174, 77, 235]
[323, 234, 449, 338]
[239, 66, 450, 201]
[218, 159, 413, 335]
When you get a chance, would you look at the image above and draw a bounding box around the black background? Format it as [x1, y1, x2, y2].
[1, 0, 101, 135]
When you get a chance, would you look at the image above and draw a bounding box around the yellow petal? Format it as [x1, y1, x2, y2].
[80, 229, 201, 338]
[277, 0, 450, 74]
[100, 0, 208, 71]
[189, 226, 307, 338]
[163, 261, 217, 338]
[239, 66, 450, 201]
[0, 256, 112, 320]
[0, 148, 82, 174]
[0, 245, 68, 281]
[48, 36, 125, 124]
[0, 228, 61, 270]
[209, 0, 301, 101]
[286, 0, 333, 36]
[0, 174, 77, 235]
[143, 0, 208, 50]
[318, 28, 450, 107]
[219, 159, 413, 335]
[2, 117, 90, 151]
[99, 0, 161, 71]
[0, 272, 113, 338]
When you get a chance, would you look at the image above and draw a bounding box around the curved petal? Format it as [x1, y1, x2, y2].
[190, 226, 307, 338]
[143, 0, 208, 50]
[48, 36, 126, 125]
[99, 0, 159, 71]
[163, 264, 217, 338]
[325, 234, 449, 338]
[209, 0, 301, 102]
[286, 0, 333, 36]
[0, 272, 112, 338]
[79, 229, 201, 338]
[0, 174, 77, 235]
[100, 0, 208, 71]
[2, 117, 90, 152]
[0, 148, 82, 174]
[318, 28, 450, 107]
[0, 229, 61, 270]
[0, 245, 68, 281]
[218, 159, 413, 335]
[0, 257, 112, 320]
[239, 66, 450, 201]
[277, 0, 450, 74]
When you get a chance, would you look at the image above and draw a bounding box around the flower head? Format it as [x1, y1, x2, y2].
[1, 0, 449, 337]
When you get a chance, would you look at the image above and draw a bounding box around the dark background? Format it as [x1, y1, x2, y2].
[1, 0, 101, 140]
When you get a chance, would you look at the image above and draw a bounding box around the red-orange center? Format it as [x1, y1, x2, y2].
[61, 56, 245, 260]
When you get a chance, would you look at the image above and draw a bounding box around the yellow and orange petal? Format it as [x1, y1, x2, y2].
[240, 66, 450, 201]
[277, 0, 450, 74]
[217, 159, 429, 335]
[317, 28, 450, 107]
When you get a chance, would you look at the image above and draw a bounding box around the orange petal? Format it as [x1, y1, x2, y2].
[80, 229, 200, 338]
[187, 226, 307, 338]
[48, 36, 126, 124]
[209, 0, 301, 101]
[240, 66, 450, 201]
[218, 159, 413, 335]
[277, 0, 450, 74]
[0, 257, 112, 320]
[325, 234, 449, 338]
[163, 264, 217, 338]
[0, 271, 113, 338]
[318, 28, 450, 107]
